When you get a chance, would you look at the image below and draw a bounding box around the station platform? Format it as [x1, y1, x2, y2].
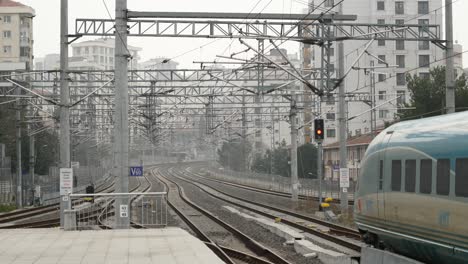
[0, 227, 224, 264]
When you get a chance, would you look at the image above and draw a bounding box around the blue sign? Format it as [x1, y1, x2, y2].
[129, 166, 143, 177]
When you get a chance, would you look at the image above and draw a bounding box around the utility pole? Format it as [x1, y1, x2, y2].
[15, 86, 22, 208]
[337, 3, 349, 214]
[59, 0, 71, 227]
[445, 0, 455, 114]
[114, 0, 130, 228]
[369, 61, 376, 137]
[290, 92, 299, 201]
[29, 135, 35, 205]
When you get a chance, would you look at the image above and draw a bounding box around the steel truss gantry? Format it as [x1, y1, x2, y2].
[74, 13, 442, 47]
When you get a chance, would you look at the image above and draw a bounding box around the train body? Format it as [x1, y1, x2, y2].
[354, 111, 468, 264]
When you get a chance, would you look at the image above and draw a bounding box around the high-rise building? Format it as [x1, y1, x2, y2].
[0, 0, 34, 70]
[71, 38, 141, 70]
[308, 0, 444, 145]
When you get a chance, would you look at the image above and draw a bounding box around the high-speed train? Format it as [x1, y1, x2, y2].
[355, 111, 468, 264]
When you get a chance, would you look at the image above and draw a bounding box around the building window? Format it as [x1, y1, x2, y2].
[395, 19, 404, 25]
[456, 158, 468, 197]
[420, 159, 432, 194]
[93, 47, 98, 53]
[377, 1, 385, 10]
[405, 160, 416, 192]
[85, 47, 89, 54]
[377, 55, 386, 64]
[3, 45, 11, 54]
[396, 55, 405, 68]
[325, 95, 335, 105]
[20, 47, 30, 57]
[324, 0, 334, 7]
[418, 19, 429, 36]
[377, 19, 386, 46]
[419, 40, 430, 50]
[3, 31, 11, 38]
[3, 16, 11, 23]
[378, 91, 386, 100]
[419, 55, 430, 68]
[355, 129, 362, 136]
[437, 159, 450, 196]
[326, 129, 336, 138]
[327, 48, 335, 57]
[392, 160, 402, 191]
[326, 113, 335, 120]
[419, 72, 430, 79]
[397, 90, 406, 104]
[396, 73, 406, 86]
[379, 109, 389, 119]
[395, 1, 404, 14]
[396, 40, 405, 50]
[418, 1, 429, 14]
[255, 130, 261, 137]
[378, 74, 386, 82]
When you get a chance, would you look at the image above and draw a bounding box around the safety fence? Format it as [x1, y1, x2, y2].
[201, 165, 356, 200]
[65, 192, 168, 230]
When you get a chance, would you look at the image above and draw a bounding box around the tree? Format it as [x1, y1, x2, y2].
[0, 100, 59, 176]
[250, 140, 318, 178]
[298, 143, 318, 178]
[398, 66, 468, 121]
[217, 139, 252, 171]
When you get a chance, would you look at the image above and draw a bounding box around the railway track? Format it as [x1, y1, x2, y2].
[0, 177, 115, 225]
[168, 165, 362, 253]
[0, 174, 146, 229]
[190, 164, 355, 206]
[155, 166, 292, 264]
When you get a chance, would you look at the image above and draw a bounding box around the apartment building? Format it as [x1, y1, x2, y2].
[71, 38, 141, 70]
[308, 0, 444, 145]
[0, 0, 34, 70]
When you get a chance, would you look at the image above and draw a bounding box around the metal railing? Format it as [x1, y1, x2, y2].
[65, 192, 167, 230]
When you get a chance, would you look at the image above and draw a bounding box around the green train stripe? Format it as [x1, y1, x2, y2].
[356, 215, 468, 248]
[355, 211, 468, 241]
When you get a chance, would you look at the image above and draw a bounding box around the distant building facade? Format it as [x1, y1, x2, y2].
[71, 38, 141, 70]
[0, 0, 34, 70]
[323, 133, 374, 180]
[307, 0, 444, 145]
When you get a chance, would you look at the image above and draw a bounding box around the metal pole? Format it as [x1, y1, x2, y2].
[317, 142, 322, 205]
[15, 88, 22, 208]
[114, 0, 130, 228]
[445, 0, 455, 114]
[59, 0, 71, 227]
[290, 92, 298, 201]
[337, 3, 349, 213]
[370, 61, 376, 137]
[29, 135, 35, 205]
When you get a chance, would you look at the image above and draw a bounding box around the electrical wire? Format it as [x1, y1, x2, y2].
[348, 49, 468, 94]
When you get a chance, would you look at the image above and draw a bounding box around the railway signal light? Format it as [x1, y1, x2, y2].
[314, 119, 324, 140]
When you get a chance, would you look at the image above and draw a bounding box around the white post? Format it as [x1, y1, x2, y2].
[114, 0, 130, 228]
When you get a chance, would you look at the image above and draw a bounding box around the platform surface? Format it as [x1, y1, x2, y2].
[0, 227, 224, 264]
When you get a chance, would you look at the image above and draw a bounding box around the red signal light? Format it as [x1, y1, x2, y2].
[317, 130, 322, 135]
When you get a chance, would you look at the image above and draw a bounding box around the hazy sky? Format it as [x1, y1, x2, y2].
[20, 0, 468, 68]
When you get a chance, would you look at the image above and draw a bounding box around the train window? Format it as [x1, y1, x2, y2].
[379, 160, 383, 190]
[405, 160, 416, 192]
[420, 159, 432, 194]
[437, 159, 450, 195]
[392, 160, 402, 191]
[455, 158, 468, 197]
